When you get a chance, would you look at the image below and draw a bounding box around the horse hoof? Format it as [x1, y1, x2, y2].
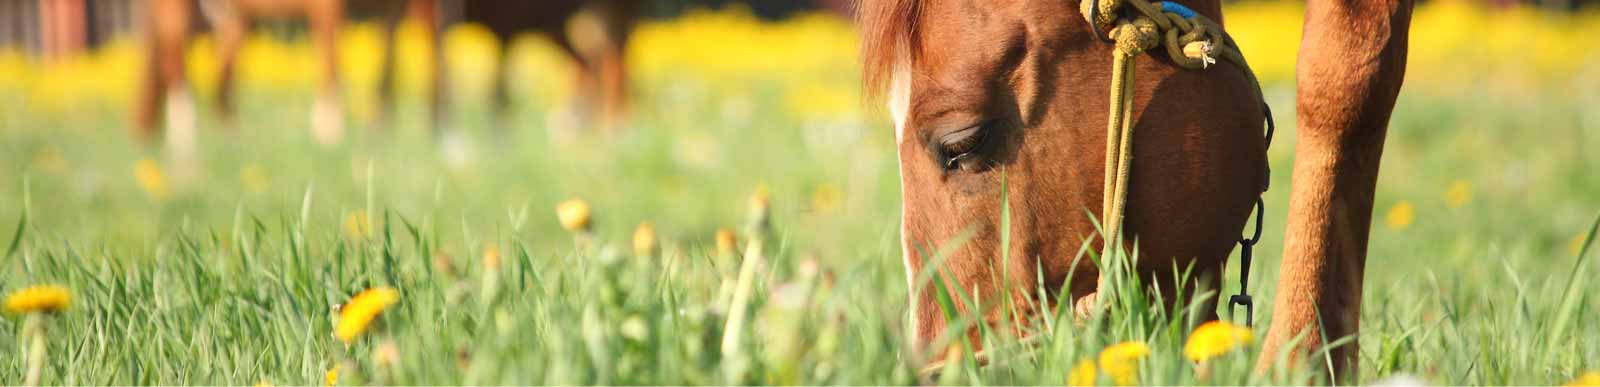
[311, 97, 345, 147]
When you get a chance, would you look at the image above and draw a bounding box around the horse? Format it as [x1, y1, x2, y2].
[859, 0, 1410, 378]
[456, 0, 637, 136]
[132, 0, 439, 156]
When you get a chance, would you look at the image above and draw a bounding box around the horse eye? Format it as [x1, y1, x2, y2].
[933, 121, 993, 172]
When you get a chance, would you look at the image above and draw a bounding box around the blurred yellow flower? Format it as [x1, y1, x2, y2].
[1443, 180, 1472, 209]
[1386, 201, 1415, 230]
[255, 380, 272, 387]
[482, 243, 501, 271]
[810, 182, 842, 213]
[1566, 371, 1600, 386]
[556, 199, 593, 233]
[750, 184, 772, 213]
[1098, 341, 1149, 386]
[1184, 321, 1255, 362]
[241, 163, 270, 194]
[343, 211, 372, 240]
[324, 365, 339, 387]
[4, 285, 71, 315]
[335, 287, 399, 343]
[134, 158, 171, 200]
[1572, 232, 1590, 257]
[715, 228, 738, 257]
[1067, 359, 1097, 386]
[32, 145, 67, 174]
[634, 222, 658, 257]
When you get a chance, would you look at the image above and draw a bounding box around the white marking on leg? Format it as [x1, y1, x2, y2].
[165, 87, 198, 183]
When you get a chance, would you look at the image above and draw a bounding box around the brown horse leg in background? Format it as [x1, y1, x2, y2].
[1260, 0, 1413, 379]
[377, 0, 445, 133]
[303, 0, 346, 146]
[133, 0, 193, 143]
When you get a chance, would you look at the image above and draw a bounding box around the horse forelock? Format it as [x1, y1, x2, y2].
[859, 0, 922, 100]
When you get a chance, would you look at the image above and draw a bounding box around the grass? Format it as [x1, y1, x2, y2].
[3, 4, 1600, 386]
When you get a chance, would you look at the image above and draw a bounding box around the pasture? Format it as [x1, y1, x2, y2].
[1, 2, 1598, 385]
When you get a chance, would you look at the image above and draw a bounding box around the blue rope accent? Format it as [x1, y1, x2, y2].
[1158, 1, 1198, 19]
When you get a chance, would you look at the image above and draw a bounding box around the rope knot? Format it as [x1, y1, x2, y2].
[1112, 18, 1159, 56]
[1080, 0, 1122, 36]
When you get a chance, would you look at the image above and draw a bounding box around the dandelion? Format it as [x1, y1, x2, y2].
[6, 285, 69, 386]
[715, 228, 738, 257]
[1067, 359, 1097, 386]
[4, 285, 71, 314]
[1572, 232, 1590, 257]
[255, 380, 273, 387]
[634, 221, 658, 258]
[810, 182, 841, 212]
[1443, 180, 1472, 209]
[556, 199, 593, 233]
[335, 287, 399, 343]
[1385, 201, 1415, 230]
[343, 211, 372, 240]
[1098, 341, 1149, 386]
[1184, 320, 1255, 362]
[1566, 371, 1600, 386]
[324, 365, 340, 387]
[134, 157, 171, 200]
[482, 243, 501, 271]
[747, 184, 771, 232]
[241, 163, 270, 194]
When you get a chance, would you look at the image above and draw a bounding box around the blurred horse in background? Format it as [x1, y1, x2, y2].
[133, 0, 439, 157]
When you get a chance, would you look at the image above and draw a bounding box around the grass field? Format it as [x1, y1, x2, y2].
[2, 2, 1599, 385]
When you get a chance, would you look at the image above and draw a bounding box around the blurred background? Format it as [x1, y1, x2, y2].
[0, 0, 1595, 276]
[0, 0, 1596, 283]
[0, 0, 1597, 384]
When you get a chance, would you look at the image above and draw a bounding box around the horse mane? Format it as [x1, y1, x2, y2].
[858, 0, 922, 99]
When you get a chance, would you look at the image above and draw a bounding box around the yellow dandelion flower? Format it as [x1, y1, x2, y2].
[1385, 201, 1415, 230]
[1572, 232, 1590, 258]
[634, 222, 658, 257]
[1068, 359, 1097, 386]
[1443, 180, 1472, 209]
[482, 243, 501, 271]
[4, 285, 71, 315]
[1566, 371, 1600, 386]
[324, 365, 339, 387]
[343, 211, 372, 240]
[715, 228, 738, 257]
[241, 163, 270, 194]
[335, 287, 399, 343]
[134, 158, 170, 200]
[1184, 320, 1255, 362]
[1098, 341, 1149, 386]
[810, 182, 841, 212]
[749, 184, 772, 217]
[556, 199, 593, 233]
[255, 380, 272, 387]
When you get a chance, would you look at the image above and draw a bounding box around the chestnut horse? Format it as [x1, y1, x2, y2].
[132, 0, 639, 150]
[133, 0, 439, 152]
[860, 0, 1410, 378]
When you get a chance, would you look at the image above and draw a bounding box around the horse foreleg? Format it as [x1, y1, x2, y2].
[213, 11, 247, 127]
[1259, 0, 1412, 380]
[308, 0, 344, 147]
